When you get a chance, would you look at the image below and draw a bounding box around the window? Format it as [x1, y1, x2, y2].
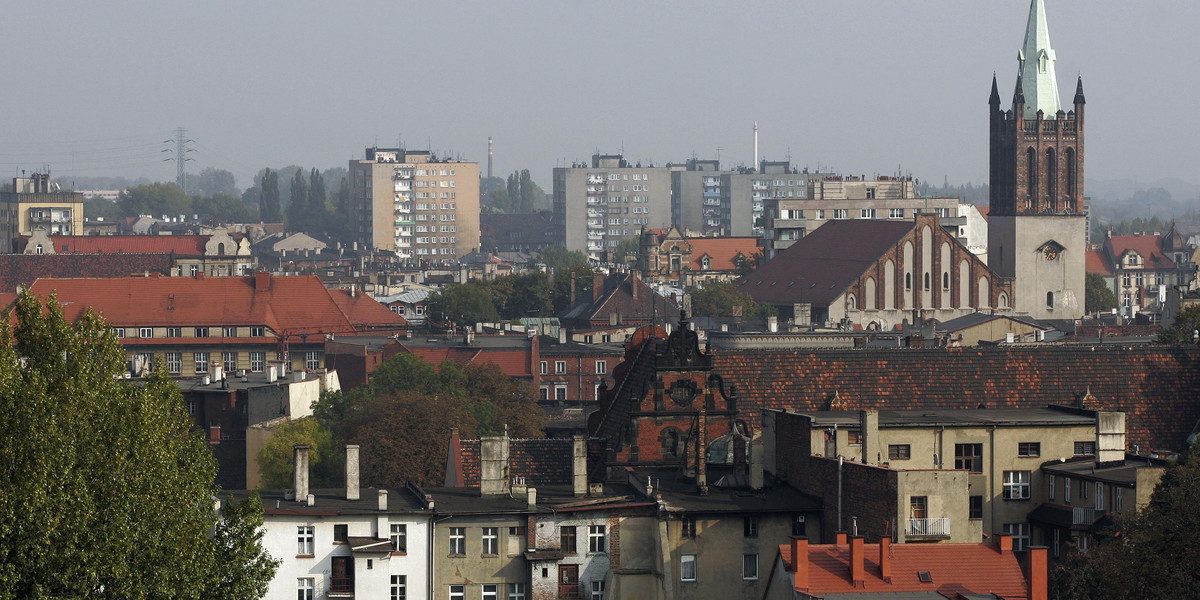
[298, 577, 315, 600]
[223, 326, 237, 337]
[1095, 482, 1104, 510]
[866, 188, 877, 199]
[905, 272, 912, 290]
[1080, 478, 1089, 500]
[601, 334, 611, 343]
[890, 208, 905, 218]
[140, 327, 154, 338]
[1018, 442, 1041, 457]
[166, 352, 181, 375]
[297, 526, 314, 555]
[334, 524, 348, 542]
[194, 352, 210, 374]
[816, 209, 825, 220]
[305, 351, 322, 371]
[166, 327, 181, 338]
[833, 209, 848, 219]
[846, 430, 862, 446]
[554, 386, 567, 401]
[390, 523, 407, 553]
[250, 326, 265, 337]
[482, 584, 498, 600]
[1048, 475, 1056, 501]
[1114, 486, 1124, 511]
[590, 580, 605, 600]
[942, 272, 950, 290]
[449, 585, 465, 600]
[555, 360, 567, 374]
[682, 516, 697, 538]
[1003, 471, 1031, 500]
[539, 361, 547, 375]
[1003, 522, 1029, 551]
[1074, 441, 1096, 456]
[560, 526, 577, 554]
[969, 495, 983, 519]
[482, 527, 498, 555]
[595, 360, 606, 374]
[250, 351, 265, 372]
[743, 516, 759, 538]
[588, 524, 606, 553]
[539, 386, 549, 401]
[1065, 477, 1072, 503]
[223, 352, 237, 373]
[390, 575, 406, 600]
[791, 514, 806, 536]
[194, 327, 209, 337]
[113, 327, 125, 338]
[508, 583, 526, 600]
[955, 443, 983, 473]
[860, 208, 876, 219]
[681, 554, 697, 581]
[888, 444, 911, 460]
[743, 553, 759, 579]
[448, 527, 465, 555]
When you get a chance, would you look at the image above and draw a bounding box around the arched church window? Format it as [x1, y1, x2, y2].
[1046, 148, 1057, 211]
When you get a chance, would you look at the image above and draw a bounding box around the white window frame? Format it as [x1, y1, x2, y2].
[482, 584, 498, 600]
[390, 523, 407, 553]
[590, 581, 605, 600]
[390, 575, 406, 600]
[250, 351, 265, 373]
[539, 361, 547, 375]
[166, 352, 181, 375]
[1095, 482, 1104, 511]
[305, 351, 322, 371]
[297, 525, 314, 555]
[1003, 470, 1031, 500]
[482, 527, 498, 555]
[449, 527, 465, 555]
[298, 577, 315, 600]
[508, 583, 526, 600]
[194, 352, 210, 374]
[1048, 474, 1056, 501]
[1065, 477, 1072, 503]
[555, 360, 567, 374]
[681, 554, 697, 581]
[595, 360, 606, 374]
[222, 351, 237, 373]
[588, 524, 606, 553]
[139, 327, 153, 338]
[449, 585, 465, 600]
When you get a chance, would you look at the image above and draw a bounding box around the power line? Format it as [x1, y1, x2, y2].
[162, 127, 195, 193]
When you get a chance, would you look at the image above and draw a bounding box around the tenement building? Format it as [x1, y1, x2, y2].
[552, 154, 677, 258]
[988, 0, 1087, 318]
[0, 172, 83, 253]
[349, 147, 480, 264]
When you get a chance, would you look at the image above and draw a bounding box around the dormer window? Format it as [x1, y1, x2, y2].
[701, 256, 711, 270]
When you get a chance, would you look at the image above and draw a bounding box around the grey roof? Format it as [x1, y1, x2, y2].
[236, 487, 430, 516]
[425, 487, 543, 515]
[936, 311, 1049, 332]
[791, 407, 1095, 429]
[1041, 454, 1169, 485]
[637, 467, 821, 515]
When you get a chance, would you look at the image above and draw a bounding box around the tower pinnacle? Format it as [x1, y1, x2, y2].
[1017, 0, 1061, 119]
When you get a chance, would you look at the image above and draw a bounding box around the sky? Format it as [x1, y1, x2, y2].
[1, 1, 1197, 191]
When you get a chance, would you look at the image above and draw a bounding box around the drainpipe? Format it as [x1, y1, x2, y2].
[429, 514, 453, 600]
[989, 425, 997, 539]
[838, 455, 844, 533]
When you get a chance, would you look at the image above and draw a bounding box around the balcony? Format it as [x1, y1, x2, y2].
[703, 199, 721, 206]
[328, 576, 354, 597]
[394, 181, 412, 192]
[906, 517, 951, 538]
[1073, 507, 1101, 525]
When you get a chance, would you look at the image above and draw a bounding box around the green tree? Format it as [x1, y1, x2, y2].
[691, 280, 775, 319]
[0, 292, 277, 598]
[1085, 273, 1117, 314]
[192, 193, 258, 225]
[286, 168, 310, 230]
[260, 169, 282, 223]
[733, 251, 764, 278]
[117, 182, 191, 217]
[1159, 305, 1200, 344]
[492, 272, 553, 319]
[540, 247, 590, 271]
[187, 167, 239, 197]
[308, 169, 327, 220]
[551, 265, 596, 313]
[427, 283, 500, 327]
[256, 417, 343, 489]
[614, 238, 640, 266]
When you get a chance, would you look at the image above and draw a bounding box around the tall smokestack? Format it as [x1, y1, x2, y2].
[753, 122, 759, 172]
[487, 137, 493, 182]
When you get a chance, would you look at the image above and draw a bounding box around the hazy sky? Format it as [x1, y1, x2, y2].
[2, 1, 1196, 191]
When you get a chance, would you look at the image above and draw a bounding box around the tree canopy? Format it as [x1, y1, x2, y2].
[426, 282, 501, 326]
[1159, 305, 1200, 344]
[690, 280, 774, 319]
[1085, 273, 1117, 314]
[0, 292, 276, 598]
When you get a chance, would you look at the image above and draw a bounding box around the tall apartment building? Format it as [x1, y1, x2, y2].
[1, 172, 83, 253]
[552, 154, 677, 257]
[672, 159, 812, 237]
[349, 147, 479, 264]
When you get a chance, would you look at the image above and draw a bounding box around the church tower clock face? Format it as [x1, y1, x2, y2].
[1042, 246, 1058, 261]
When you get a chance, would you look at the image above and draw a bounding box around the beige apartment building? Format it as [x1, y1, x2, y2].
[349, 147, 480, 264]
[553, 154, 678, 259]
[1, 172, 84, 253]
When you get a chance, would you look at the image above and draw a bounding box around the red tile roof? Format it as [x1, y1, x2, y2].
[25, 274, 358, 339]
[687, 237, 759, 271]
[1107, 235, 1175, 269]
[30, 235, 208, 255]
[779, 541, 1029, 598]
[976, 205, 990, 220]
[0, 254, 175, 292]
[328, 288, 408, 328]
[1086, 249, 1114, 276]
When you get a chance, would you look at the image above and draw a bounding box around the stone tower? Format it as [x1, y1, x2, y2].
[988, 0, 1086, 319]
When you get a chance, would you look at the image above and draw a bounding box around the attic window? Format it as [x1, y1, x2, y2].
[918, 571, 933, 583]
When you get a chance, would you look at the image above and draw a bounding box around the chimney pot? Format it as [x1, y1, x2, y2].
[998, 533, 1013, 554]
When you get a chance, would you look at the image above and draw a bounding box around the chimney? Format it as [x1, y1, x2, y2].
[570, 277, 576, 305]
[593, 273, 604, 302]
[879, 537, 892, 581]
[631, 274, 639, 300]
[1096, 412, 1126, 466]
[208, 424, 221, 443]
[212, 363, 224, 382]
[790, 536, 809, 590]
[696, 402, 709, 496]
[267, 364, 278, 383]
[254, 271, 271, 291]
[768, 316, 778, 333]
[527, 487, 537, 508]
[749, 436, 764, 490]
[558, 327, 567, 344]
[836, 532, 848, 545]
[572, 435, 588, 497]
[1029, 546, 1048, 600]
[860, 410, 881, 465]
[479, 435, 510, 496]
[850, 536, 866, 586]
[997, 533, 1013, 554]
[345, 445, 360, 501]
[377, 489, 388, 511]
[293, 445, 310, 504]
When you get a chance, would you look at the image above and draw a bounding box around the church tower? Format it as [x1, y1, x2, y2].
[988, 0, 1086, 319]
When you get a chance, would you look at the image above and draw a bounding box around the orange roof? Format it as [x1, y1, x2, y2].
[328, 288, 408, 328]
[779, 541, 1030, 598]
[26, 274, 356, 337]
[34, 235, 207, 255]
[976, 205, 990, 221]
[688, 237, 759, 271]
[1086, 249, 1114, 276]
[1107, 235, 1175, 269]
[400, 345, 532, 378]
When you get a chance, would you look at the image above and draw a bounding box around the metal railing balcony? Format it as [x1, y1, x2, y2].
[1073, 507, 1100, 525]
[907, 517, 950, 537]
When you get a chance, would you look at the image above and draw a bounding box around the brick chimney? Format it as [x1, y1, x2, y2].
[790, 536, 809, 590]
[1029, 546, 1048, 600]
[593, 272, 604, 302]
[850, 536, 866, 586]
[836, 532, 848, 545]
[879, 537, 892, 581]
[255, 271, 271, 291]
[293, 444, 310, 503]
[345, 444, 360, 501]
[572, 435, 588, 497]
[997, 533, 1013, 554]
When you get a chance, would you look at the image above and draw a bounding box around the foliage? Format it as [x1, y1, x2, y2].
[426, 283, 500, 326]
[491, 271, 554, 319]
[486, 169, 545, 213]
[256, 417, 343, 489]
[117, 182, 191, 217]
[1158, 305, 1200, 344]
[286, 168, 309, 230]
[551, 265, 596, 313]
[192, 193, 259, 225]
[540, 247, 590, 272]
[614, 238, 640, 266]
[259, 168, 282, 223]
[733, 251, 764, 278]
[1085, 273, 1117, 314]
[0, 292, 276, 598]
[83, 198, 122, 222]
[308, 354, 545, 487]
[690, 280, 773, 319]
[1053, 443, 1200, 598]
[185, 168, 239, 197]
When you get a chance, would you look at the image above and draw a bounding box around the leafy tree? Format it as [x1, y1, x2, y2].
[256, 417, 343, 489]
[308, 168, 327, 216]
[690, 281, 767, 318]
[192, 193, 258, 225]
[734, 251, 764, 278]
[83, 197, 122, 222]
[117, 182, 191, 217]
[614, 238, 641, 266]
[427, 283, 500, 327]
[1085, 273, 1117, 314]
[491, 272, 553, 319]
[259, 168, 282, 223]
[540, 247, 590, 271]
[1159, 305, 1200, 344]
[286, 168, 310, 230]
[551, 265, 596, 313]
[0, 292, 276, 598]
[187, 168, 239, 197]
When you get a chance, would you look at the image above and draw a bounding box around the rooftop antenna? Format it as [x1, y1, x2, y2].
[716, 146, 722, 164]
[753, 122, 759, 171]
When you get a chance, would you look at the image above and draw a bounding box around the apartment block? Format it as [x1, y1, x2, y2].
[349, 147, 480, 264]
[552, 154, 677, 258]
[672, 159, 812, 238]
[1, 172, 83, 253]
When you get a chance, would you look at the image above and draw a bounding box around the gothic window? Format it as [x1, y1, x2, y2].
[1026, 147, 1038, 209]
[1065, 148, 1077, 209]
[1046, 148, 1057, 210]
[659, 428, 682, 460]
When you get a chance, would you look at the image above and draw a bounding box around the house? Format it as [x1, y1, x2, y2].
[21, 226, 254, 276]
[762, 534, 1046, 600]
[560, 271, 678, 340]
[1, 172, 83, 253]
[376, 288, 432, 324]
[480, 211, 560, 254]
[739, 214, 1012, 330]
[935, 311, 1055, 345]
[0, 253, 175, 292]
[1096, 227, 1195, 315]
[637, 226, 759, 286]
